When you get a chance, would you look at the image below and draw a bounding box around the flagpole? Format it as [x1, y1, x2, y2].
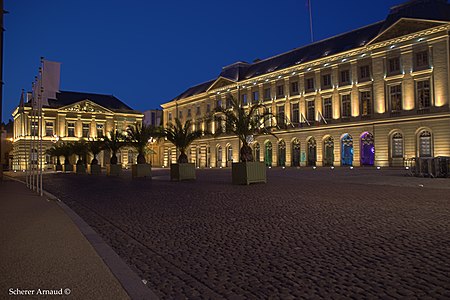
[39, 58, 44, 196]
[308, 0, 314, 43]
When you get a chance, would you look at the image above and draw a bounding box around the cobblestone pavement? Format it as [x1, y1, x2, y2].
[41, 168, 450, 299]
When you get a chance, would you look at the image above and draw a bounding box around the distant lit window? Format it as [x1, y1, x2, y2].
[392, 132, 403, 158]
[307, 100, 315, 121]
[322, 74, 331, 89]
[277, 105, 285, 127]
[305, 78, 314, 92]
[341, 94, 351, 118]
[276, 85, 284, 97]
[359, 65, 370, 81]
[415, 51, 429, 69]
[216, 95, 222, 108]
[360, 91, 372, 116]
[291, 103, 299, 123]
[264, 88, 271, 100]
[252, 91, 259, 103]
[96, 124, 104, 138]
[418, 130, 432, 157]
[45, 121, 53, 136]
[67, 122, 75, 137]
[417, 79, 431, 109]
[31, 121, 39, 136]
[388, 57, 401, 75]
[290, 82, 299, 95]
[340, 70, 350, 85]
[82, 123, 90, 138]
[241, 94, 248, 106]
[323, 98, 332, 120]
[390, 84, 402, 111]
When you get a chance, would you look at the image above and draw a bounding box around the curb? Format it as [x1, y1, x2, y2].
[6, 176, 159, 300]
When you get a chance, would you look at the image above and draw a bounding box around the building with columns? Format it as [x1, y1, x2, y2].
[160, 0, 450, 168]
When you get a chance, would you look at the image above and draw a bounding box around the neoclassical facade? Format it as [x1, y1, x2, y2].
[160, 0, 450, 168]
[12, 90, 143, 171]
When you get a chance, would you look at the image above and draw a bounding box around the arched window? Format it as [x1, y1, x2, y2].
[307, 137, 317, 166]
[217, 145, 223, 167]
[418, 130, 432, 157]
[278, 140, 286, 167]
[323, 136, 334, 166]
[391, 132, 403, 158]
[360, 132, 375, 166]
[292, 139, 301, 167]
[341, 133, 353, 166]
[226, 145, 233, 167]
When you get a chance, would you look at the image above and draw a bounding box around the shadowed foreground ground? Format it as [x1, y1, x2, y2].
[43, 168, 450, 299]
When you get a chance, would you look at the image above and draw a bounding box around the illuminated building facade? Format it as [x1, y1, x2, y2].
[161, 0, 450, 168]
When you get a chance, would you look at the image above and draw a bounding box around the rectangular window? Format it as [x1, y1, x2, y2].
[390, 84, 402, 111]
[216, 96, 222, 108]
[187, 109, 191, 118]
[305, 78, 315, 92]
[277, 105, 285, 127]
[323, 98, 332, 120]
[415, 51, 429, 69]
[322, 74, 331, 89]
[264, 88, 271, 100]
[226, 95, 233, 108]
[341, 94, 351, 118]
[45, 121, 53, 136]
[417, 79, 431, 109]
[82, 123, 90, 138]
[206, 104, 210, 113]
[388, 57, 401, 75]
[252, 91, 259, 103]
[179, 110, 183, 119]
[31, 121, 39, 136]
[307, 100, 315, 122]
[291, 103, 299, 123]
[290, 82, 299, 95]
[276, 85, 284, 97]
[96, 124, 104, 138]
[359, 65, 370, 81]
[360, 91, 372, 116]
[67, 122, 75, 137]
[196, 106, 201, 115]
[340, 70, 350, 85]
[168, 112, 172, 121]
[241, 94, 248, 106]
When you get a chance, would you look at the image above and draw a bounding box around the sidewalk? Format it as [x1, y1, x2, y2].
[0, 178, 135, 299]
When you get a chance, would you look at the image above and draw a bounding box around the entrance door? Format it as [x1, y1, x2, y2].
[307, 138, 317, 166]
[323, 136, 334, 166]
[278, 140, 286, 167]
[217, 146, 222, 167]
[341, 134, 353, 166]
[253, 143, 260, 162]
[265, 142, 272, 166]
[292, 139, 300, 167]
[360, 132, 375, 166]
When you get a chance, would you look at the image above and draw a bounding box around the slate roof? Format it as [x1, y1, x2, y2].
[170, 0, 450, 102]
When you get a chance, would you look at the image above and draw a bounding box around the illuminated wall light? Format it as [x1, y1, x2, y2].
[418, 38, 424, 42]
[278, 75, 282, 79]
[342, 58, 347, 62]
[253, 82, 257, 85]
[265, 79, 269, 82]
[390, 45, 395, 49]
[361, 53, 366, 57]
[227, 88, 231, 92]
[292, 71, 296, 75]
[307, 67, 312, 71]
[324, 63, 329, 67]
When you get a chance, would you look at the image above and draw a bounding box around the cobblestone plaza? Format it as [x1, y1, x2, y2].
[43, 168, 450, 299]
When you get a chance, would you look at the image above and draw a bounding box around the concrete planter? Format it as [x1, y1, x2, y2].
[89, 164, 101, 175]
[106, 164, 121, 176]
[232, 162, 267, 185]
[170, 163, 196, 181]
[76, 164, 86, 174]
[132, 164, 151, 178]
[55, 164, 63, 172]
[63, 164, 73, 173]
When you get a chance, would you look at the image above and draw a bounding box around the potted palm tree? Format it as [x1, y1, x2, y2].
[71, 140, 88, 174]
[46, 144, 64, 172]
[127, 123, 159, 178]
[59, 142, 74, 172]
[87, 139, 105, 175]
[214, 96, 274, 185]
[164, 118, 204, 181]
[104, 130, 126, 176]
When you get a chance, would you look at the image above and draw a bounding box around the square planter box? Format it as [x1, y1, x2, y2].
[76, 164, 86, 174]
[132, 164, 151, 178]
[232, 161, 267, 185]
[170, 163, 196, 181]
[63, 164, 73, 173]
[107, 164, 122, 176]
[55, 164, 63, 172]
[89, 164, 101, 175]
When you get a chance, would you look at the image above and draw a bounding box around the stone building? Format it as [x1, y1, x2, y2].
[160, 0, 450, 168]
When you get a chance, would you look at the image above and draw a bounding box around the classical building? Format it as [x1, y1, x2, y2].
[12, 61, 144, 171]
[160, 0, 450, 168]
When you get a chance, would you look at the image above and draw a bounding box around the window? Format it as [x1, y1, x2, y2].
[45, 121, 53, 136]
[264, 87, 271, 100]
[291, 103, 299, 123]
[196, 106, 201, 115]
[187, 109, 191, 118]
[179, 110, 183, 119]
[31, 121, 38, 136]
[415, 50, 429, 69]
[216, 96, 222, 108]
[206, 104, 210, 113]
[390, 84, 402, 111]
[82, 123, 90, 138]
[360, 91, 372, 116]
[277, 105, 285, 127]
[67, 122, 75, 137]
[305, 78, 314, 92]
[307, 100, 315, 122]
[252, 91, 259, 103]
[388, 57, 400, 75]
[359, 65, 370, 81]
[341, 94, 351, 118]
[392, 133, 403, 158]
[290, 82, 299, 95]
[417, 79, 431, 109]
[226, 95, 233, 108]
[322, 74, 331, 89]
[323, 98, 332, 120]
[340, 70, 350, 85]
[168, 112, 172, 121]
[241, 94, 248, 106]
[96, 124, 104, 138]
[419, 130, 432, 157]
[276, 85, 284, 97]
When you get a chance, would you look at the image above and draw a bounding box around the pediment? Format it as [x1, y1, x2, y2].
[61, 100, 112, 114]
[368, 18, 448, 45]
[206, 77, 236, 92]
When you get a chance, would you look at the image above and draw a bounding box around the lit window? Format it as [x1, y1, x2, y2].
[290, 82, 299, 95]
[389, 84, 402, 111]
[388, 57, 400, 75]
[415, 51, 429, 69]
[418, 130, 432, 157]
[252, 91, 259, 103]
[96, 124, 104, 138]
[45, 121, 53, 136]
[305, 78, 314, 92]
[291, 103, 299, 123]
[277, 85, 284, 97]
[241, 94, 248, 106]
[323, 98, 332, 120]
[360, 91, 372, 116]
[307, 100, 315, 121]
[340, 70, 350, 85]
[322, 74, 331, 89]
[67, 122, 75, 137]
[416, 79, 431, 109]
[82, 123, 90, 138]
[30, 121, 39, 136]
[341, 94, 351, 118]
[359, 65, 370, 81]
[264, 88, 271, 100]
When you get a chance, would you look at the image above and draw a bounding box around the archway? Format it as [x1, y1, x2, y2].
[278, 140, 286, 167]
[323, 136, 334, 166]
[226, 145, 233, 167]
[360, 132, 375, 166]
[292, 139, 300, 167]
[307, 137, 317, 166]
[253, 142, 260, 162]
[341, 133, 353, 166]
[264, 141, 272, 166]
[216, 145, 223, 167]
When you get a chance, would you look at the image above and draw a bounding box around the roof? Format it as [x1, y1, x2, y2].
[170, 0, 450, 102]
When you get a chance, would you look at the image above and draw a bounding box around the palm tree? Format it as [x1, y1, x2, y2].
[71, 140, 88, 165]
[87, 139, 105, 165]
[214, 96, 274, 162]
[46, 144, 64, 166]
[127, 123, 160, 164]
[164, 118, 204, 163]
[104, 130, 126, 165]
[59, 142, 73, 166]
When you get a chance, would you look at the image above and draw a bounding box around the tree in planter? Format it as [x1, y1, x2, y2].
[104, 130, 126, 165]
[214, 96, 275, 184]
[46, 144, 64, 170]
[163, 118, 204, 180]
[87, 139, 105, 174]
[127, 123, 160, 177]
[59, 142, 74, 172]
[71, 140, 88, 173]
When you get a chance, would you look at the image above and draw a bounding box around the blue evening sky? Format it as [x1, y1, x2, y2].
[3, 0, 401, 121]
